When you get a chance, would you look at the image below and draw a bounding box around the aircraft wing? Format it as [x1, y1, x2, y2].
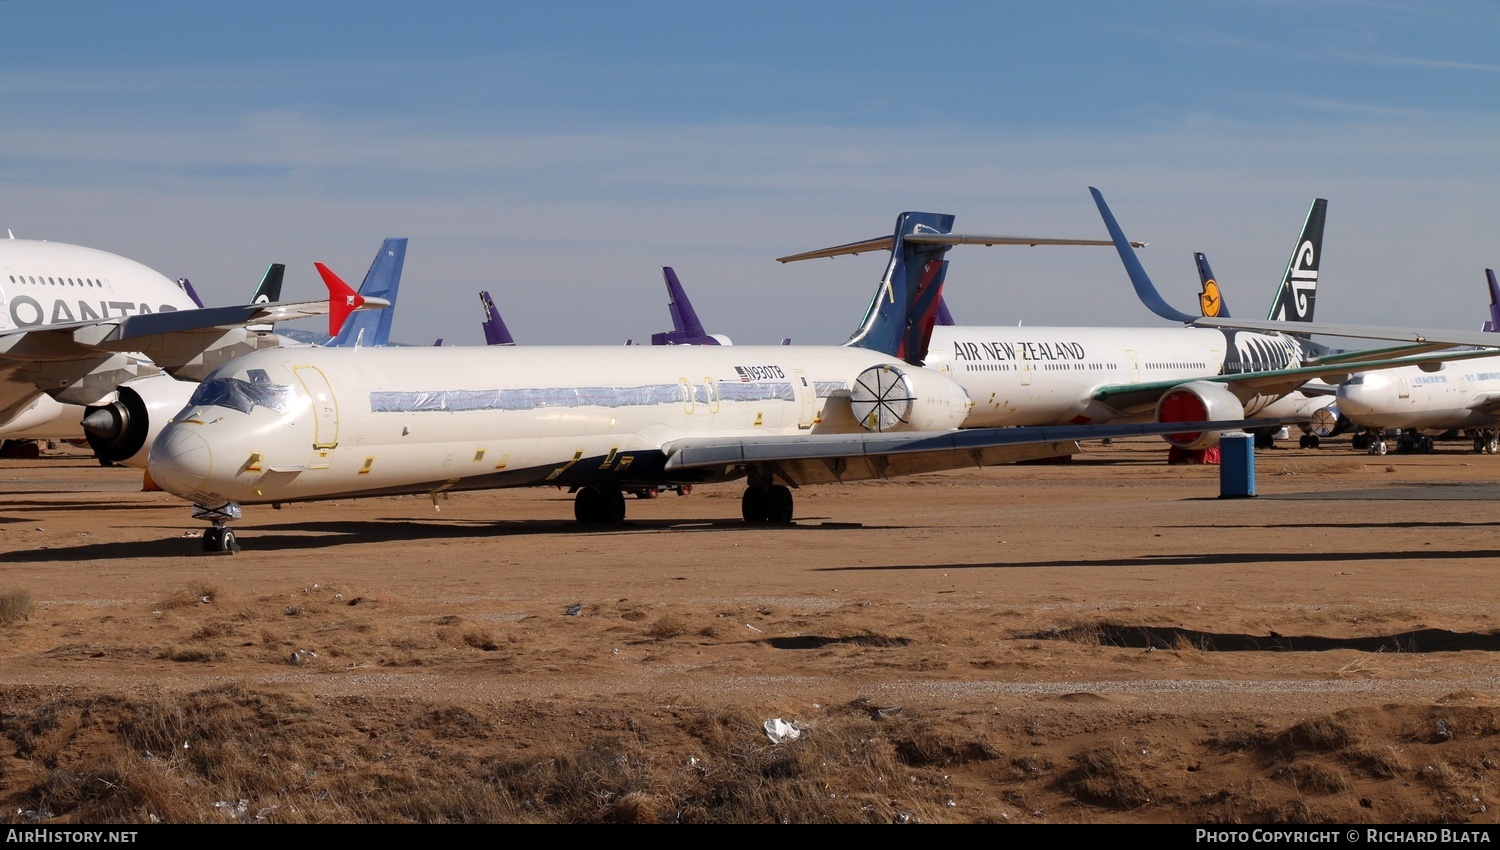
[662, 418, 1282, 486]
[776, 232, 1146, 263]
[1085, 348, 1500, 417]
[0, 295, 390, 403]
[1193, 317, 1500, 351]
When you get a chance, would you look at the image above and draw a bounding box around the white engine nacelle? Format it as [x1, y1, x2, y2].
[850, 363, 971, 432]
[1155, 381, 1245, 449]
[81, 374, 198, 468]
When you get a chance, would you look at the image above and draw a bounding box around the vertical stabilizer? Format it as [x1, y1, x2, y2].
[480, 290, 515, 345]
[1484, 269, 1500, 333]
[327, 238, 406, 347]
[845, 211, 956, 365]
[246, 263, 286, 331]
[1266, 199, 1326, 323]
[651, 267, 722, 345]
[178, 278, 206, 308]
[1194, 253, 1230, 318]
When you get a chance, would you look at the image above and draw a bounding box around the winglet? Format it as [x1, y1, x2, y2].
[1089, 187, 1198, 323]
[315, 262, 366, 339]
[480, 290, 515, 345]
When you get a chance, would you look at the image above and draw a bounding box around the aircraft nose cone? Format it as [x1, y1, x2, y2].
[149, 427, 212, 496]
[1335, 378, 1381, 417]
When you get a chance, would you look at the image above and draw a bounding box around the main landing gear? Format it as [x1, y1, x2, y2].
[193, 503, 242, 554]
[741, 483, 794, 524]
[573, 486, 627, 523]
[1473, 431, 1500, 454]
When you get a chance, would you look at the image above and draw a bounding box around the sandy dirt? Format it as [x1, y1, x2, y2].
[2, 437, 1499, 824]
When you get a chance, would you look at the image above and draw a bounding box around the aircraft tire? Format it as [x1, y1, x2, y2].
[1488, 436, 1499, 454]
[202, 527, 238, 554]
[742, 485, 769, 523]
[574, 487, 602, 523]
[767, 485, 794, 524]
[1309, 435, 1320, 448]
[603, 488, 627, 523]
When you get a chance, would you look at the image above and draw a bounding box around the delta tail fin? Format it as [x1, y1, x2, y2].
[314, 262, 367, 339]
[326, 238, 406, 347]
[1195, 253, 1230, 318]
[1266, 199, 1326, 323]
[1484, 269, 1500, 333]
[480, 290, 516, 345]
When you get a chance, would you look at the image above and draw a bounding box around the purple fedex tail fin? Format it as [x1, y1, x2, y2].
[480, 290, 516, 345]
[1483, 269, 1500, 334]
[178, 278, 205, 308]
[651, 267, 727, 345]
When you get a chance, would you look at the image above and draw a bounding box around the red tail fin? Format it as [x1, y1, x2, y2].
[315, 262, 366, 338]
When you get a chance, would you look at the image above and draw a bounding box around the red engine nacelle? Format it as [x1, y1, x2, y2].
[1155, 381, 1245, 449]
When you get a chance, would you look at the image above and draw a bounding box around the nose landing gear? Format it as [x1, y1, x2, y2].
[192, 503, 242, 554]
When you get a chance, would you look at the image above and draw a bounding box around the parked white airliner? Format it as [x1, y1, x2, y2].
[146, 210, 1281, 552]
[1331, 269, 1500, 455]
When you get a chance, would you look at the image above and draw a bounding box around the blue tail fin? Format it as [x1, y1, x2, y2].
[1090, 188, 1199, 323]
[1194, 252, 1230, 318]
[326, 238, 406, 347]
[651, 267, 722, 345]
[1265, 199, 1326, 323]
[1485, 269, 1500, 333]
[844, 211, 956, 364]
[480, 290, 516, 345]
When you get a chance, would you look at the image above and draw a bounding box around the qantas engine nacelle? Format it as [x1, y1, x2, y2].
[1155, 380, 1245, 449]
[850, 363, 971, 432]
[81, 374, 197, 468]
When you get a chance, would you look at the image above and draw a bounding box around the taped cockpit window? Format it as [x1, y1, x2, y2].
[189, 377, 296, 415]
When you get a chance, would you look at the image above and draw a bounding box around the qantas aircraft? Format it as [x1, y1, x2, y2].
[0, 235, 387, 467]
[145, 210, 1280, 552]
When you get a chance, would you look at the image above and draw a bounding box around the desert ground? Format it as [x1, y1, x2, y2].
[2, 436, 1499, 824]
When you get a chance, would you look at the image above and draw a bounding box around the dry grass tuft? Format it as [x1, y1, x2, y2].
[154, 585, 219, 611]
[1065, 742, 1153, 809]
[1273, 762, 1350, 795]
[1276, 713, 1366, 754]
[647, 615, 690, 640]
[0, 589, 34, 625]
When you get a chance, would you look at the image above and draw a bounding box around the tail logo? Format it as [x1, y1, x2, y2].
[1198, 279, 1223, 318]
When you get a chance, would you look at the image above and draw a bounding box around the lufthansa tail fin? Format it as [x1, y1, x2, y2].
[480, 290, 516, 345]
[1194, 253, 1230, 318]
[1266, 199, 1326, 323]
[326, 238, 406, 347]
[1484, 269, 1500, 334]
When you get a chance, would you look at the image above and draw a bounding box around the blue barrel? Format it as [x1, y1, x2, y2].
[1218, 432, 1256, 498]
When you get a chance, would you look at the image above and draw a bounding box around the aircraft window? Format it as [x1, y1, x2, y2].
[189, 376, 296, 415]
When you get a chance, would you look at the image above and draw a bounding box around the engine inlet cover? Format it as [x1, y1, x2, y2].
[850, 365, 916, 432]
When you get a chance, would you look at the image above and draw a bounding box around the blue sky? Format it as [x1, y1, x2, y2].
[4, 1, 1497, 345]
